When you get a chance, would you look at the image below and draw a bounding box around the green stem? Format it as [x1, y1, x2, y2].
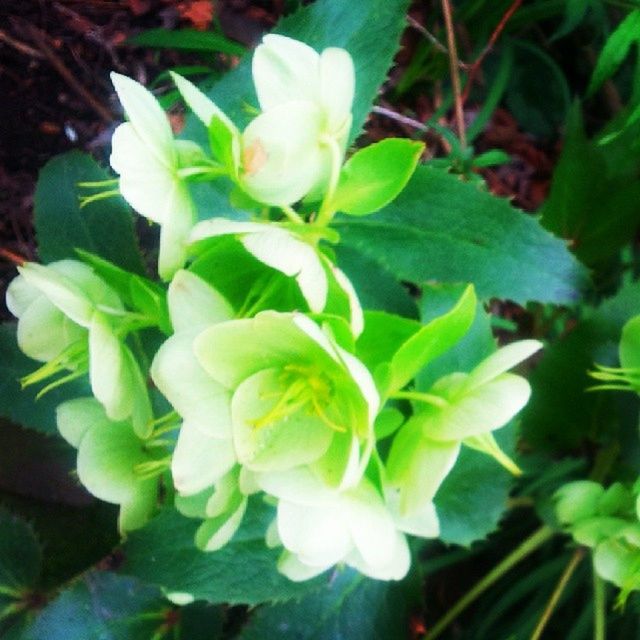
[424, 525, 555, 640]
[593, 570, 607, 640]
[315, 135, 343, 227]
[530, 547, 585, 640]
[281, 205, 305, 225]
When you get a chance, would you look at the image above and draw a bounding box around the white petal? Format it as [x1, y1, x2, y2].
[242, 231, 327, 312]
[196, 498, 247, 551]
[346, 530, 410, 581]
[319, 47, 355, 135]
[241, 101, 325, 205]
[464, 340, 542, 391]
[189, 218, 269, 244]
[56, 397, 108, 448]
[172, 420, 236, 495]
[5, 275, 39, 318]
[110, 72, 175, 167]
[255, 467, 334, 506]
[167, 270, 234, 332]
[151, 333, 232, 437]
[252, 35, 320, 110]
[277, 551, 331, 582]
[331, 265, 364, 337]
[387, 490, 440, 538]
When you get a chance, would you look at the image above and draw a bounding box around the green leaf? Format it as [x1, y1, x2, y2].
[588, 10, 640, 96]
[25, 572, 170, 640]
[184, 0, 411, 143]
[238, 569, 416, 640]
[434, 431, 513, 546]
[540, 106, 640, 266]
[331, 139, 424, 216]
[130, 28, 246, 56]
[121, 503, 322, 605]
[34, 151, 145, 274]
[0, 323, 89, 435]
[0, 508, 42, 638]
[336, 166, 588, 305]
[388, 284, 477, 394]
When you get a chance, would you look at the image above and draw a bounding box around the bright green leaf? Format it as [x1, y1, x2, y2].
[331, 139, 424, 216]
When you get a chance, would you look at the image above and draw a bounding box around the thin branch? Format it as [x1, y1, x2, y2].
[407, 15, 451, 58]
[0, 29, 45, 58]
[462, 0, 522, 103]
[441, 0, 467, 148]
[23, 23, 113, 122]
[530, 548, 585, 640]
[372, 105, 430, 132]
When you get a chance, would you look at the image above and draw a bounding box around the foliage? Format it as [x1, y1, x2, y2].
[3, 0, 640, 638]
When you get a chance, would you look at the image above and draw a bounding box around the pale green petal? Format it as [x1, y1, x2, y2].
[345, 531, 410, 581]
[56, 397, 109, 448]
[252, 34, 320, 110]
[205, 467, 242, 517]
[111, 72, 175, 168]
[18, 262, 94, 327]
[277, 501, 352, 567]
[464, 340, 542, 391]
[387, 491, 440, 538]
[573, 517, 628, 547]
[277, 551, 330, 582]
[426, 373, 531, 441]
[17, 296, 85, 362]
[255, 467, 335, 507]
[242, 230, 328, 312]
[118, 479, 158, 532]
[345, 481, 397, 568]
[387, 418, 460, 512]
[123, 347, 153, 439]
[175, 486, 214, 518]
[167, 270, 234, 332]
[194, 312, 334, 389]
[554, 481, 605, 525]
[172, 420, 235, 495]
[189, 219, 270, 244]
[111, 123, 177, 225]
[52, 260, 122, 310]
[5, 275, 39, 317]
[76, 418, 148, 505]
[195, 497, 247, 551]
[231, 368, 333, 472]
[319, 47, 354, 135]
[157, 183, 195, 281]
[241, 101, 325, 206]
[151, 332, 232, 437]
[331, 265, 364, 337]
[89, 312, 132, 422]
[594, 538, 635, 588]
[170, 71, 238, 135]
[333, 344, 379, 425]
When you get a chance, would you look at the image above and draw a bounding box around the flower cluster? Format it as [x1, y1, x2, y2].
[6, 35, 541, 582]
[555, 479, 640, 605]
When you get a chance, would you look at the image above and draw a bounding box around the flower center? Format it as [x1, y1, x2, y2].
[252, 364, 344, 432]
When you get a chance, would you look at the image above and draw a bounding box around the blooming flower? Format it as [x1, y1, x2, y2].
[257, 468, 410, 581]
[6, 259, 152, 437]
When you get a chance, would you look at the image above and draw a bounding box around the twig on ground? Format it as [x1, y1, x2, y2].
[441, 0, 467, 148]
[23, 23, 114, 123]
[0, 29, 45, 59]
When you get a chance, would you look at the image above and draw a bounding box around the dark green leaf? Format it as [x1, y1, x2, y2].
[34, 151, 145, 274]
[238, 569, 416, 640]
[331, 139, 424, 216]
[540, 106, 640, 266]
[121, 504, 322, 605]
[130, 28, 245, 56]
[26, 572, 169, 640]
[0, 323, 89, 435]
[336, 166, 588, 305]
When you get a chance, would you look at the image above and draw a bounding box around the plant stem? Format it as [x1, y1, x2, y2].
[593, 571, 607, 640]
[424, 525, 555, 640]
[316, 135, 343, 227]
[530, 547, 585, 640]
[391, 390, 449, 408]
[440, 0, 466, 148]
[281, 205, 305, 224]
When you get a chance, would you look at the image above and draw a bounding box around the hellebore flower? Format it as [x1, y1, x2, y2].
[110, 73, 212, 280]
[56, 397, 160, 532]
[6, 260, 152, 437]
[190, 311, 378, 489]
[387, 340, 542, 520]
[172, 35, 355, 206]
[257, 468, 410, 581]
[190, 218, 363, 334]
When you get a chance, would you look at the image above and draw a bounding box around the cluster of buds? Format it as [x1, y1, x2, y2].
[6, 35, 541, 582]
